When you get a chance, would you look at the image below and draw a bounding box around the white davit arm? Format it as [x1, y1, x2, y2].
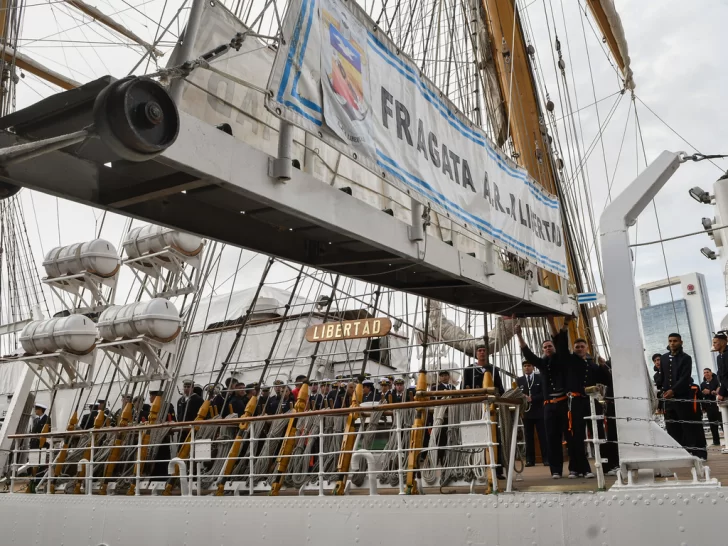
[600, 151, 706, 477]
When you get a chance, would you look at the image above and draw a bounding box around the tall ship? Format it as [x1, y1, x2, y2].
[0, 0, 726, 544]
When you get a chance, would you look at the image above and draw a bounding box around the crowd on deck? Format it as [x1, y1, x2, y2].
[26, 319, 728, 484]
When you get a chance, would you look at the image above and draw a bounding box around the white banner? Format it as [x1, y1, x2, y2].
[267, 0, 567, 276]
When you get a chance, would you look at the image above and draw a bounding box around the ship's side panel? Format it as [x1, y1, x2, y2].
[1, 490, 725, 545]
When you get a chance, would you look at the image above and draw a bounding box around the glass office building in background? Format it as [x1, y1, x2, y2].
[641, 300, 699, 380]
[639, 273, 714, 384]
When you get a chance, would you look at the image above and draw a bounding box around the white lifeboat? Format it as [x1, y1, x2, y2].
[42, 239, 121, 279]
[20, 315, 98, 355]
[98, 298, 181, 342]
[122, 225, 203, 259]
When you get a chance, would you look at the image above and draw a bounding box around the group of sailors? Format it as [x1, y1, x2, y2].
[514, 316, 618, 479]
[27, 322, 725, 487]
[650, 330, 728, 459]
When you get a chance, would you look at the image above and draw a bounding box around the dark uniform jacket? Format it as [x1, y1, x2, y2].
[653, 366, 663, 394]
[362, 390, 376, 403]
[462, 363, 504, 393]
[376, 390, 393, 403]
[516, 373, 544, 420]
[177, 393, 204, 422]
[435, 383, 456, 392]
[521, 331, 567, 398]
[391, 389, 411, 404]
[700, 376, 720, 401]
[308, 392, 325, 410]
[29, 413, 49, 449]
[717, 350, 728, 397]
[659, 349, 693, 399]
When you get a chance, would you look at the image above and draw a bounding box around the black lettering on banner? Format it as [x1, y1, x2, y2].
[395, 101, 413, 145]
[441, 144, 453, 180]
[553, 223, 562, 247]
[416, 119, 428, 160]
[462, 160, 475, 192]
[483, 171, 491, 201]
[542, 220, 552, 242]
[525, 204, 532, 229]
[508, 194, 517, 221]
[429, 132, 440, 168]
[518, 200, 528, 226]
[493, 183, 506, 213]
[381, 87, 394, 128]
[449, 149, 461, 185]
[535, 215, 544, 240]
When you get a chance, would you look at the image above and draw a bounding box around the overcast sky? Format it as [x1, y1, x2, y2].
[10, 0, 728, 351]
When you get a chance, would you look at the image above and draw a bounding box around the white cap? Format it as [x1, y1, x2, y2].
[35, 403, 47, 410]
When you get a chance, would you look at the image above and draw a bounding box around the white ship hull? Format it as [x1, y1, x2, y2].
[2, 488, 724, 545]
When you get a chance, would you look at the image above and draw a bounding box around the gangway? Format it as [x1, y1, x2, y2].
[0, 77, 574, 317]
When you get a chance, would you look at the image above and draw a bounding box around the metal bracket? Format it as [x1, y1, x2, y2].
[97, 336, 176, 383]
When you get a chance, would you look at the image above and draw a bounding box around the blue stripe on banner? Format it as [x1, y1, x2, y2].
[376, 150, 567, 273]
[277, 0, 323, 118]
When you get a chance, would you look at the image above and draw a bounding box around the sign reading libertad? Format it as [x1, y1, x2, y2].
[305, 318, 392, 342]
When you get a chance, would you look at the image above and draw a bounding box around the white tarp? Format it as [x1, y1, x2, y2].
[267, 0, 567, 276]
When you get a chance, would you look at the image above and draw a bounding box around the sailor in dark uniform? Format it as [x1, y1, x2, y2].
[377, 378, 393, 403]
[436, 370, 456, 391]
[462, 343, 504, 393]
[177, 379, 204, 422]
[29, 403, 49, 449]
[361, 379, 376, 403]
[516, 317, 572, 479]
[700, 367, 722, 446]
[255, 385, 270, 416]
[265, 379, 286, 415]
[516, 361, 548, 467]
[212, 377, 237, 416]
[308, 381, 326, 410]
[660, 333, 707, 460]
[391, 378, 411, 403]
[28, 403, 49, 492]
[78, 403, 96, 430]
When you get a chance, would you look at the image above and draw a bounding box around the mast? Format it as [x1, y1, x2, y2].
[481, 0, 591, 342]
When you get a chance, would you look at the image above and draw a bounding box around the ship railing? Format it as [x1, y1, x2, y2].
[5, 392, 530, 496]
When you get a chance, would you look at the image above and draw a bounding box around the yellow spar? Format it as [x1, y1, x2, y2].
[163, 400, 210, 495]
[333, 382, 364, 495]
[269, 383, 309, 496]
[49, 412, 78, 494]
[73, 407, 108, 494]
[214, 395, 258, 496]
[127, 395, 162, 496]
[404, 371, 428, 494]
[98, 402, 133, 495]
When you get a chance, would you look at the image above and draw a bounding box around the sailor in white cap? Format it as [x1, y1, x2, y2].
[177, 378, 204, 422]
[29, 403, 49, 449]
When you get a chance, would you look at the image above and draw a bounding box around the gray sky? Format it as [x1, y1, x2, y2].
[10, 0, 728, 346]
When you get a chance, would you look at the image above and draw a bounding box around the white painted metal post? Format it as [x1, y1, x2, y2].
[505, 405, 519, 492]
[270, 121, 293, 181]
[46, 440, 53, 495]
[247, 426, 255, 496]
[9, 447, 17, 494]
[135, 430, 142, 496]
[88, 433, 95, 495]
[588, 394, 605, 490]
[395, 410, 405, 494]
[484, 405, 498, 492]
[168, 0, 205, 103]
[409, 199, 424, 242]
[318, 415, 325, 496]
[78, 458, 92, 495]
[720, 403, 728, 454]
